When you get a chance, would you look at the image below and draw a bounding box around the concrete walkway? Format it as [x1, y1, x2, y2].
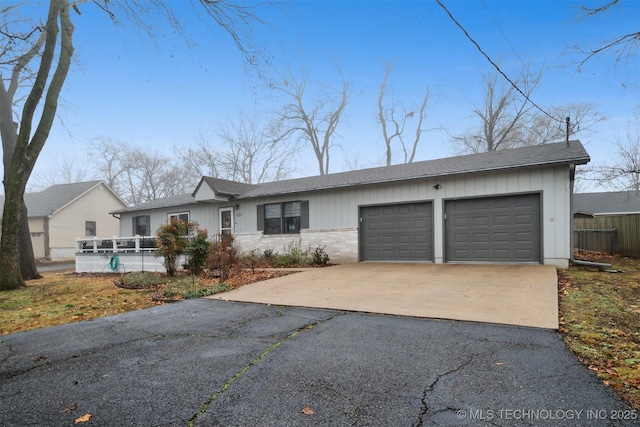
[210, 263, 559, 329]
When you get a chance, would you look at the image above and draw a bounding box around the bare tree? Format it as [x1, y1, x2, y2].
[377, 62, 431, 165]
[27, 150, 92, 191]
[178, 132, 224, 186]
[88, 139, 192, 205]
[87, 137, 129, 191]
[120, 149, 191, 205]
[0, 0, 73, 289]
[524, 103, 606, 145]
[593, 124, 640, 191]
[0, 0, 271, 290]
[179, 112, 298, 185]
[215, 113, 299, 183]
[452, 67, 542, 154]
[574, 0, 639, 76]
[276, 73, 350, 175]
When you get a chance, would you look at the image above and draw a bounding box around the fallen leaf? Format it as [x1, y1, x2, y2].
[61, 403, 78, 413]
[32, 355, 47, 362]
[495, 362, 504, 366]
[75, 413, 91, 424]
[302, 406, 315, 415]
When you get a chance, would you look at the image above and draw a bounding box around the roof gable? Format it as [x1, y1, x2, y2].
[192, 176, 257, 202]
[2, 181, 125, 218]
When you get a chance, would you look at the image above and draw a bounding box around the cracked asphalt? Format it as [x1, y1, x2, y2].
[0, 299, 636, 426]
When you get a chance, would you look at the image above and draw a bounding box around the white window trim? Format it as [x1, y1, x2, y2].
[219, 207, 234, 234]
[168, 212, 190, 223]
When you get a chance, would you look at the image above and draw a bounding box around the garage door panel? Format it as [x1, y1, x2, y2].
[445, 194, 541, 263]
[361, 202, 433, 261]
[474, 233, 489, 243]
[396, 220, 412, 229]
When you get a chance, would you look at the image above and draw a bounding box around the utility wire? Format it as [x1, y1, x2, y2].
[480, 0, 525, 66]
[436, 0, 563, 125]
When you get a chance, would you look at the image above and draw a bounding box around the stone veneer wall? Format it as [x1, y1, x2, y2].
[234, 227, 359, 264]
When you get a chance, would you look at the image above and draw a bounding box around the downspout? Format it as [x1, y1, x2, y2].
[569, 163, 611, 269]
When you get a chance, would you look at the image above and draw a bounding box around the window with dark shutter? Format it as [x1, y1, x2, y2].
[256, 205, 264, 231]
[301, 200, 309, 229]
[259, 201, 308, 234]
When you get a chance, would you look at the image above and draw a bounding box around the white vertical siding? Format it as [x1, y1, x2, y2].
[116, 165, 572, 267]
[119, 202, 228, 237]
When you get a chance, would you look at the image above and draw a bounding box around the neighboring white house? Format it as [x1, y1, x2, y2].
[0, 181, 127, 261]
[109, 140, 590, 269]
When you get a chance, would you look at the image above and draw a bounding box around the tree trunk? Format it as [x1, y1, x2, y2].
[20, 202, 41, 280]
[0, 0, 74, 291]
[0, 183, 27, 290]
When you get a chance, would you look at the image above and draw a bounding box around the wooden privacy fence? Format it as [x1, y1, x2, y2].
[574, 214, 640, 258]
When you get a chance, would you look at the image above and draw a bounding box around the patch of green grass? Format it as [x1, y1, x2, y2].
[559, 254, 640, 410]
[158, 277, 230, 299]
[118, 271, 169, 289]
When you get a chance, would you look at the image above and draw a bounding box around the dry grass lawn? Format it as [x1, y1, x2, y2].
[0, 271, 157, 335]
[0, 268, 291, 336]
[559, 253, 640, 410]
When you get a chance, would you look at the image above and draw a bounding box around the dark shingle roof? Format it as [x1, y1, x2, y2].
[237, 140, 590, 199]
[111, 193, 197, 214]
[574, 191, 640, 215]
[196, 177, 257, 197]
[0, 181, 106, 218]
[118, 140, 590, 213]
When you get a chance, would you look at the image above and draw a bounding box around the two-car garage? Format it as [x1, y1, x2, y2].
[360, 193, 541, 264]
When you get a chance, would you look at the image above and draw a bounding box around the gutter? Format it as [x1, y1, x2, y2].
[569, 163, 611, 269]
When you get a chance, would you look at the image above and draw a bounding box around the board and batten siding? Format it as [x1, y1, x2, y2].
[118, 202, 225, 238]
[232, 165, 572, 267]
[115, 165, 572, 267]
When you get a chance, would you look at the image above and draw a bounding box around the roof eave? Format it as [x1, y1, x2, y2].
[236, 157, 590, 199]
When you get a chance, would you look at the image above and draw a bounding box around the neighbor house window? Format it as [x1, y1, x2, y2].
[85, 221, 96, 237]
[168, 212, 189, 224]
[133, 215, 151, 236]
[257, 201, 309, 235]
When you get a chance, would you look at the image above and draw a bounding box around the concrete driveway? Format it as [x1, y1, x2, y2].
[210, 263, 559, 329]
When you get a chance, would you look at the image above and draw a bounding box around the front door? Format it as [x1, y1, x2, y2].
[219, 207, 234, 235]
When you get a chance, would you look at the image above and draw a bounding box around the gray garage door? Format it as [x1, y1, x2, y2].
[360, 202, 433, 261]
[445, 194, 541, 263]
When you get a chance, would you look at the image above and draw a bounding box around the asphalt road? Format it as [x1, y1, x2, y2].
[0, 299, 636, 426]
[36, 262, 75, 272]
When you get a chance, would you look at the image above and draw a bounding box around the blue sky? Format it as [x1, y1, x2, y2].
[27, 0, 640, 189]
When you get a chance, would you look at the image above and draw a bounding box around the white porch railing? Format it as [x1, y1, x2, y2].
[76, 236, 166, 273]
[76, 236, 157, 254]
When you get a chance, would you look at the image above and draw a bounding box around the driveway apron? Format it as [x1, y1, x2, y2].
[210, 263, 559, 329]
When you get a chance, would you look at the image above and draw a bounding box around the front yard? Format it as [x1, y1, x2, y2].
[1, 253, 638, 410]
